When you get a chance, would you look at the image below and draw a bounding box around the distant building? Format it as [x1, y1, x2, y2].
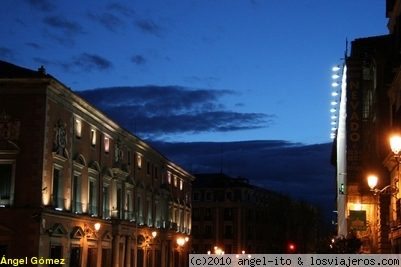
[0, 60, 194, 267]
[333, 0, 401, 253]
[191, 173, 323, 254]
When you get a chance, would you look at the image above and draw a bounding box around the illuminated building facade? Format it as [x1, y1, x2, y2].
[333, 0, 401, 253]
[0, 60, 194, 267]
[191, 173, 322, 254]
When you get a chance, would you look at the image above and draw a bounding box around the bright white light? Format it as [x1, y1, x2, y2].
[331, 121, 337, 125]
[332, 74, 340, 79]
[331, 115, 337, 119]
[331, 82, 339, 87]
[330, 108, 336, 113]
[331, 101, 337, 106]
[367, 174, 378, 190]
[332, 91, 338, 97]
[390, 135, 401, 154]
[331, 127, 337, 131]
[332, 66, 340, 71]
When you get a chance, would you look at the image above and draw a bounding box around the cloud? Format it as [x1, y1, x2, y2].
[0, 47, 15, 59]
[107, 3, 135, 17]
[135, 19, 162, 37]
[26, 42, 42, 49]
[64, 53, 113, 72]
[77, 86, 274, 139]
[150, 140, 335, 217]
[131, 55, 146, 65]
[87, 12, 124, 32]
[43, 16, 84, 35]
[24, 0, 56, 12]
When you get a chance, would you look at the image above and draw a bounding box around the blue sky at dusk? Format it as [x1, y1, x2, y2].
[0, 0, 389, 144]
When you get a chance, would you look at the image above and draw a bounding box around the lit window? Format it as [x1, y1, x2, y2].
[52, 166, 64, 210]
[75, 119, 82, 138]
[174, 176, 178, 187]
[72, 173, 82, 213]
[104, 137, 110, 153]
[89, 178, 97, 216]
[179, 179, 183, 190]
[102, 185, 110, 219]
[137, 155, 142, 168]
[167, 172, 171, 184]
[90, 129, 96, 146]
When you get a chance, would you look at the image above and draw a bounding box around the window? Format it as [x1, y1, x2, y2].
[75, 119, 82, 138]
[137, 155, 142, 168]
[204, 208, 212, 220]
[0, 162, 14, 206]
[72, 174, 82, 213]
[146, 161, 151, 175]
[90, 129, 96, 146]
[127, 150, 131, 166]
[126, 190, 133, 220]
[224, 225, 233, 239]
[224, 208, 233, 220]
[104, 137, 110, 153]
[88, 178, 97, 216]
[179, 179, 183, 190]
[204, 225, 212, 238]
[117, 187, 123, 219]
[174, 176, 178, 187]
[102, 185, 110, 219]
[52, 166, 64, 210]
[167, 172, 172, 184]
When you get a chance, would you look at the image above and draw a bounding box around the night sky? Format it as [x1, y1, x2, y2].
[0, 0, 390, 218]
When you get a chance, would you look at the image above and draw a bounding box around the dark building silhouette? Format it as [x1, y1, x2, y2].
[191, 173, 324, 254]
[0, 60, 194, 267]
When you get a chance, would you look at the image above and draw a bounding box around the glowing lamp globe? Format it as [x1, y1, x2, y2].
[390, 135, 401, 155]
[367, 175, 378, 190]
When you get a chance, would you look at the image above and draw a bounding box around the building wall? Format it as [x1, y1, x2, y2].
[191, 173, 323, 254]
[0, 62, 194, 267]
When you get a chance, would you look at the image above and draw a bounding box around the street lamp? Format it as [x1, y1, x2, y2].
[390, 134, 401, 156]
[367, 174, 398, 196]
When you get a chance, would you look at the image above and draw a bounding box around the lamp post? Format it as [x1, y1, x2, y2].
[367, 174, 398, 196]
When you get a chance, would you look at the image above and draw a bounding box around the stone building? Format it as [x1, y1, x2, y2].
[333, 0, 401, 253]
[0, 60, 194, 267]
[191, 173, 323, 254]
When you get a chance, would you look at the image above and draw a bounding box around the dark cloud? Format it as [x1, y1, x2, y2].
[87, 12, 124, 32]
[24, 0, 56, 12]
[135, 19, 162, 37]
[107, 3, 135, 17]
[43, 16, 84, 35]
[151, 140, 335, 217]
[0, 47, 15, 59]
[70, 53, 112, 71]
[131, 55, 146, 65]
[53, 53, 113, 73]
[78, 86, 273, 139]
[26, 42, 42, 49]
